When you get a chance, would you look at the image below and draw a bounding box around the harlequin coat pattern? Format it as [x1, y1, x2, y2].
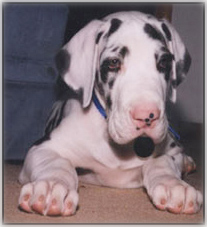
[18, 11, 202, 216]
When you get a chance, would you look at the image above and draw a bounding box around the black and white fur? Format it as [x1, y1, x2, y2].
[18, 11, 202, 216]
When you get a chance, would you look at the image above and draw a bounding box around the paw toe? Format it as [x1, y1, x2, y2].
[151, 184, 168, 211]
[30, 195, 46, 215]
[62, 201, 75, 216]
[19, 194, 32, 213]
[46, 199, 62, 216]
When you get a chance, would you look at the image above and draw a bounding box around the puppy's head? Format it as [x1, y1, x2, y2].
[56, 11, 191, 145]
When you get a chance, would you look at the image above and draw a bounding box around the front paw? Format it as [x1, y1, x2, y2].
[149, 180, 202, 214]
[18, 180, 79, 216]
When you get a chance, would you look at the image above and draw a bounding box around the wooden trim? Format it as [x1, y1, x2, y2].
[155, 5, 173, 22]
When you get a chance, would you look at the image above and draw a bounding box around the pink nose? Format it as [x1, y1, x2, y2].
[130, 103, 160, 129]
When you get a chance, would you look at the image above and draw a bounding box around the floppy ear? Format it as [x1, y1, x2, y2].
[161, 20, 191, 103]
[55, 20, 103, 108]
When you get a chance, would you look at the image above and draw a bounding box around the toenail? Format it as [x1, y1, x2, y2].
[178, 202, 183, 208]
[67, 201, 72, 209]
[39, 195, 44, 202]
[160, 198, 166, 205]
[24, 194, 30, 201]
[52, 198, 57, 205]
[189, 201, 194, 207]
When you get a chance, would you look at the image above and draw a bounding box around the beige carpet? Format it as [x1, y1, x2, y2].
[3, 123, 204, 224]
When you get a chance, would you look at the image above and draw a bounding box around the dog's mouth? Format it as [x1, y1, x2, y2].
[107, 113, 168, 148]
[92, 90, 167, 149]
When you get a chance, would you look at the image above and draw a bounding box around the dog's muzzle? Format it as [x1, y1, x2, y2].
[93, 91, 180, 157]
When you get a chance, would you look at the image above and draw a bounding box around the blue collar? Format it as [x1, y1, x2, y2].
[92, 91, 180, 141]
[92, 91, 107, 119]
[168, 125, 180, 141]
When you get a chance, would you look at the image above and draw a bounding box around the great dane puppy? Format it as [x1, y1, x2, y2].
[18, 11, 202, 216]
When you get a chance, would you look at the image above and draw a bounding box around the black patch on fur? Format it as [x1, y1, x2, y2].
[96, 31, 103, 44]
[165, 72, 171, 82]
[144, 23, 166, 45]
[170, 142, 176, 148]
[76, 168, 93, 175]
[156, 53, 174, 82]
[112, 47, 119, 52]
[147, 15, 153, 19]
[97, 82, 105, 96]
[107, 18, 122, 37]
[100, 62, 109, 83]
[175, 49, 191, 86]
[119, 46, 129, 58]
[55, 49, 70, 76]
[95, 71, 105, 96]
[155, 53, 158, 61]
[108, 79, 115, 89]
[161, 23, 172, 41]
[161, 46, 169, 53]
[55, 76, 82, 101]
[95, 70, 99, 80]
[171, 80, 178, 88]
[183, 49, 192, 74]
[106, 96, 112, 109]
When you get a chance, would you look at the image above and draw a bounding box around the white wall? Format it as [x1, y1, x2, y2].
[171, 4, 204, 123]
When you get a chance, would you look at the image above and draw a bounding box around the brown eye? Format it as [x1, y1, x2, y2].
[108, 58, 121, 70]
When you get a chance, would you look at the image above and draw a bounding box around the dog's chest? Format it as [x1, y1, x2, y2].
[75, 141, 147, 188]
[51, 101, 148, 188]
[77, 159, 144, 188]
